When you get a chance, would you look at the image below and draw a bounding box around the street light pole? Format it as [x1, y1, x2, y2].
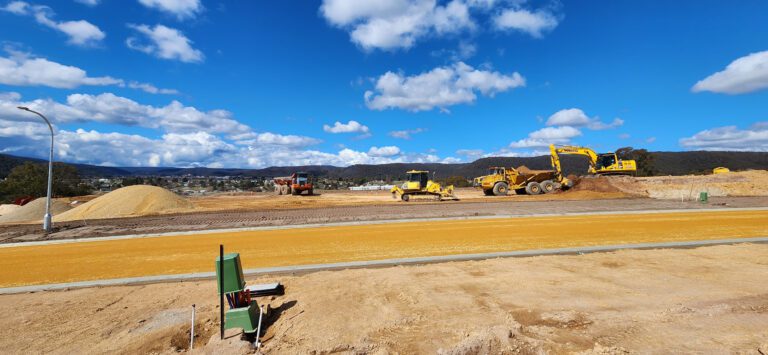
[17, 106, 54, 232]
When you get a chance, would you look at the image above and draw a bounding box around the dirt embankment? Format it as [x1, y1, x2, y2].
[607, 170, 768, 200]
[0, 244, 766, 353]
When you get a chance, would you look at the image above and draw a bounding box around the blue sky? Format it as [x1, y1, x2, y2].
[0, 0, 767, 168]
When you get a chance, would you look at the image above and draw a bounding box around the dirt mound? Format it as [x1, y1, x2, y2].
[0, 198, 72, 224]
[569, 176, 624, 193]
[0, 204, 21, 216]
[54, 185, 194, 222]
[516, 165, 551, 174]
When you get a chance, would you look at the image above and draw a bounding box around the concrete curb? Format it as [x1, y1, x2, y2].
[2, 236, 767, 295]
[3, 206, 768, 248]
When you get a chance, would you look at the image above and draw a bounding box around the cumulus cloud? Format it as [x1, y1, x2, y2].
[365, 61, 525, 112]
[368, 145, 401, 157]
[0, 50, 121, 88]
[138, 0, 203, 20]
[679, 122, 768, 151]
[692, 50, 768, 94]
[388, 128, 425, 139]
[0, 48, 177, 94]
[322, 120, 370, 134]
[545, 108, 623, 130]
[320, 0, 474, 51]
[493, 7, 559, 38]
[1, 121, 457, 168]
[0, 91, 249, 134]
[127, 24, 204, 63]
[508, 126, 582, 148]
[2, 2, 105, 46]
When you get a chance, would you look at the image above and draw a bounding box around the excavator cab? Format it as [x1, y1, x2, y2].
[597, 154, 617, 170]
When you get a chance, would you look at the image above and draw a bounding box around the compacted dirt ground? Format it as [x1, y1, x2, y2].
[1, 244, 766, 354]
[3, 195, 767, 244]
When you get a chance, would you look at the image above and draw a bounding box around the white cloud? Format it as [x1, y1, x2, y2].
[509, 126, 582, 148]
[365, 61, 525, 112]
[322, 120, 370, 134]
[127, 24, 204, 63]
[545, 108, 623, 130]
[2, 1, 29, 14]
[127, 81, 179, 95]
[231, 131, 321, 148]
[456, 148, 483, 159]
[320, 0, 474, 51]
[692, 50, 768, 94]
[74, 0, 100, 6]
[0, 47, 177, 94]
[368, 145, 401, 157]
[0, 51, 121, 88]
[2, 2, 105, 46]
[493, 8, 559, 38]
[389, 128, 425, 139]
[138, 0, 203, 20]
[679, 122, 768, 151]
[0, 91, 250, 135]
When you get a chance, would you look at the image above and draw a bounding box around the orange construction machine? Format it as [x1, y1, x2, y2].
[273, 172, 314, 195]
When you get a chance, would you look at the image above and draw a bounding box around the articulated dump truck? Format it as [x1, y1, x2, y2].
[473, 166, 573, 196]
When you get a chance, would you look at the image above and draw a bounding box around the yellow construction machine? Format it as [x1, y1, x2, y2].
[549, 144, 636, 185]
[473, 167, 569, 196]
[391, 170, 458, 202]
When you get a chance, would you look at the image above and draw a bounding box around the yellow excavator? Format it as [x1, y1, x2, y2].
[550, 144, 636, 185]
[391, 170, 458, 202]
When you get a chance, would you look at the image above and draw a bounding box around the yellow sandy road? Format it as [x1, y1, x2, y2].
[1, 210, 767, 287]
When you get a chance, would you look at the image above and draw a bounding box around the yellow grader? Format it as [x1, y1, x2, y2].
[391, 170, 458, 202]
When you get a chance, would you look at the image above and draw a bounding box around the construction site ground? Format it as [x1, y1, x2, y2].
[1, 243, 766, 354]
[3, 195, 768, 244]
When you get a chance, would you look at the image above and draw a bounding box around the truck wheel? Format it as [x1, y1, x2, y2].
[540, 180, 555, 194]
[280, 185, 288, 195]
[286, 185, 292, 195]
[493, 182, 509, 196]
[401, 194, 410, 202]
[275, 185, 282, 195]
[525, 182, 542, 195]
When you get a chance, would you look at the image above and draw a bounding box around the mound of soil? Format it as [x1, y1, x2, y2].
[0, 204, 21, 216]
[54, 185, 194, 222]
[568, 176, 624, 193]
[0, 198, 72, 224]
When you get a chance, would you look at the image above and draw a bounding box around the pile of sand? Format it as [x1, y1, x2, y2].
[54, 185, 194, 222]
[0, 204, 21, 216]
[0, 198, 72, 224]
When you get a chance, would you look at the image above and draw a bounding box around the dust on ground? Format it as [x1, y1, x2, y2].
[0, 244, 766, 354]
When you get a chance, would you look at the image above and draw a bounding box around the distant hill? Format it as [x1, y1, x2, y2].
[0, 154, 132, 178]
[1, 151, 766, 179]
